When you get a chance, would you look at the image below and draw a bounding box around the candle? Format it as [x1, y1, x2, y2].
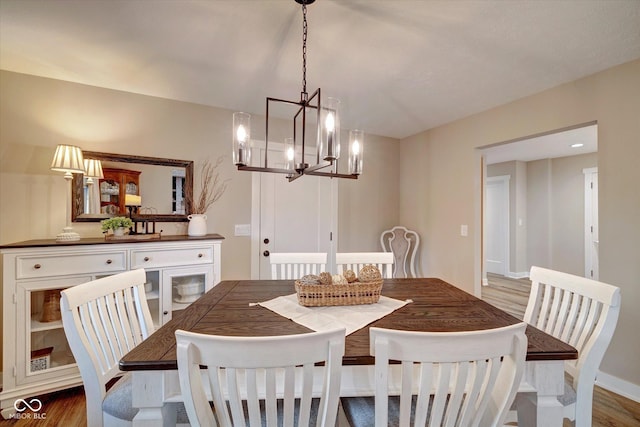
[233, 112, 251, 166]
[125, 194, 142, 206]
[349, 129, 364, 175]
[325, 112, 335, 158]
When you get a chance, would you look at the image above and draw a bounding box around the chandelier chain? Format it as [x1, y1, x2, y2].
[302, 3, 308, 96]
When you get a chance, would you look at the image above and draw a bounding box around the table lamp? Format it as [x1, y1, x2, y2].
[83, 158, 104, 183]
[83, 159, 104, 215]
[125, 194, 142, 217]
[50, 144, 84, 241]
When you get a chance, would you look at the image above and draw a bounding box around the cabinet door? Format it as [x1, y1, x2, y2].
[141, 270, 162, 329]
[15, 277, 90, 386]
[123, 171, 139, 196]
[99, 170, 121, 215]
[161, 265, 214, 324]
[100, 168, 140, 215]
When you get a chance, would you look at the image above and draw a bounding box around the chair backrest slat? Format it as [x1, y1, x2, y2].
[336, 252, 394, 278]
[176, 327, 345, 427]
[270, 252, 327, 279]
[370, 323, 527, 427]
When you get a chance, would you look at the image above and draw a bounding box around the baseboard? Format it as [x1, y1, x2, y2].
[507, 271, 529, 279]
[597, 371, 640, 403]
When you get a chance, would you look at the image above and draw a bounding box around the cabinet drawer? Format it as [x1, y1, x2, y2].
[16, 251, 127, 279]
[131, 246, 213, 269]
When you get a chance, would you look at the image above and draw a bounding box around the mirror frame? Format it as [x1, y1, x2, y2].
[72, 151, 194, 222]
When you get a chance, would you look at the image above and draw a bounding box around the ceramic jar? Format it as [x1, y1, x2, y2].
[187, 214, 207, 236]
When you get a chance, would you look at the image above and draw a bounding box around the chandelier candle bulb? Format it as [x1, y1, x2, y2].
[284, 137, 295, 178]
[233, 112, 251, 166]
[349, 129, 364, 175]
[319, 97, 341, 161]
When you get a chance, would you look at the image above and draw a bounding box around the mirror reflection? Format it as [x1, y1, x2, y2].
[72, 152, 193, 222]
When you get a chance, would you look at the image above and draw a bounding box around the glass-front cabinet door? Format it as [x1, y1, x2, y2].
[161, 265, 214, 323]
[142, 270, 162, 328]
[15, 276, 89, 386]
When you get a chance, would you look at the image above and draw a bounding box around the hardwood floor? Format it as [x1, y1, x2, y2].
[0, 386, 86, 426]
[1, 275, 638, 426]
[483, 273, 640, 427]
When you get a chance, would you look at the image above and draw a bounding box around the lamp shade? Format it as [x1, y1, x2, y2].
[83, 158, 104, 179]
[125, 194, 142, 206]
[50, 144, 84, 173]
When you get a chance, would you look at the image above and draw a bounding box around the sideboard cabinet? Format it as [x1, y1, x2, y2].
[0, 234, 223, 419]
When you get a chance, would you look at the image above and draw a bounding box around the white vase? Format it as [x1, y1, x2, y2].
[187, 214, 207, 236]
[113, 227, 125, 237]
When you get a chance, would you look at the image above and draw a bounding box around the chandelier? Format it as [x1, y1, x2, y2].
[232, 0, 363, 181]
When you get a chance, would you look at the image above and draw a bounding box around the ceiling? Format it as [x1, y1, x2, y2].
[1, 0, 639, 139]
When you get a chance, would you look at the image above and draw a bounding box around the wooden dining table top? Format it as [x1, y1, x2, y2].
[119, 278, 577, 371]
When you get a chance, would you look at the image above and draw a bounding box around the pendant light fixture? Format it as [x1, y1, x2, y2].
[232, 0, 363, 181]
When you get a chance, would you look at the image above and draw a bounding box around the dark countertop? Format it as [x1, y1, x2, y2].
[0, 234, 225, 249]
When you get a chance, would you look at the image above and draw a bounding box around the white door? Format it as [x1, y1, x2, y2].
[486, 176, 510, 275]
[584, 168, 599, 279]
[251, 143, 337, 279]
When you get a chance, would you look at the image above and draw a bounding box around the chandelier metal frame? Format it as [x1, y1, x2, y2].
[234, 0, 360, 182]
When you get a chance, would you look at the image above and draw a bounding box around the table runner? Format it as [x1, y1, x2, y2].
[251, 294, 411, 336]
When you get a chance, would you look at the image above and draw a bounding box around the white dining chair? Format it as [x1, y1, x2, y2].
[269, 252, 327, 279]
[336, 252, 394, 278]
[512, 266, 621, 427]
[341, 322, 528, 427]
[175, 327, 346, 427]
[380, 226, 420, 278]
[60, 269, 188, 427]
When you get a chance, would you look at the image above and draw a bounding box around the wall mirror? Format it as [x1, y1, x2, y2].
[72, 151, 193, 222]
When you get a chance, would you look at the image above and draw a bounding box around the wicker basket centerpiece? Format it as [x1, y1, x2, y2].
[294, 265, 384, 307]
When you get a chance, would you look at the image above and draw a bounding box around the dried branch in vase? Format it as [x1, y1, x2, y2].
[186, 156, 229, 214]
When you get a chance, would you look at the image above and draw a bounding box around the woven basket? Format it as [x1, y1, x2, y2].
[294, 279, 383, 307]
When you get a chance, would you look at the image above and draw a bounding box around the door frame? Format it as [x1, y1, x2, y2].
[584, 167, 598, 279]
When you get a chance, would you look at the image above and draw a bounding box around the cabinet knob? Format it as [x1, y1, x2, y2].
[163, 311, 169, 315]
[198, 253, 203, 258]
[144, 257, 150, 262]
[106, 259, 113, 264]
[34, 264, 41, 269]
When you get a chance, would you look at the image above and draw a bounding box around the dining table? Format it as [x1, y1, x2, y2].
[119, 278, 577, 427]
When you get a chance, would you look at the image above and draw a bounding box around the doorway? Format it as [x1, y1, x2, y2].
[480, 123, 598, 284]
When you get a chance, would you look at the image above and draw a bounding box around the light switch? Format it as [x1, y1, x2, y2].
[234, 224, 251, 236]
[460, 224, 468, 237]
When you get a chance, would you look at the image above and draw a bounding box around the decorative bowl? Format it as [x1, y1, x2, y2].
[173, 277, 204, 303]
